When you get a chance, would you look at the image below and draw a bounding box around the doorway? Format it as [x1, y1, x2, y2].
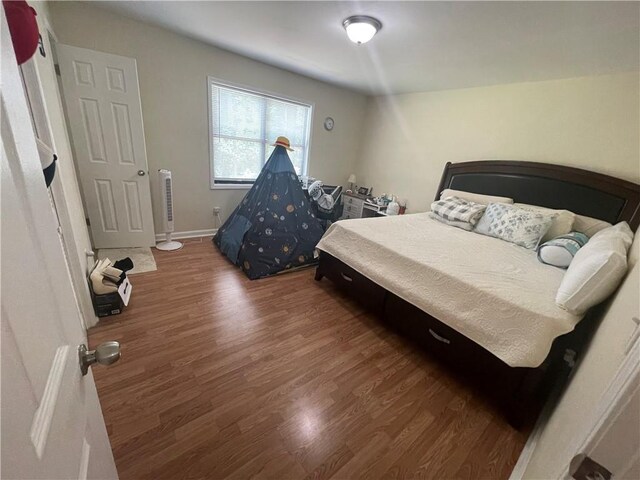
[56, 43, 156, 249]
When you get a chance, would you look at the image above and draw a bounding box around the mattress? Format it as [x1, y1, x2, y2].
[316, 213, 583, 368]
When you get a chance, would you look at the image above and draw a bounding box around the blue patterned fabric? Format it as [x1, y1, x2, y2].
[474, 203, 555, 249]
[474, 203, 510, 235]
[213, 146, 324, 279]
[537, 232, 589, 268]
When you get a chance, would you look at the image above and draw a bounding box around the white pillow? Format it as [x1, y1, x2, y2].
[573, 214, 612, 237]
[440, 188, 513, 205]
[590, 221, 634, 248]
[556, 222, 634, 315]
[513, 203, 576, 243]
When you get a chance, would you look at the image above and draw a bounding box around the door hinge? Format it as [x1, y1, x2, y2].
[54, 64, 61, 76]
[570, 453, 612, 480]
[85, 217, 91, 227]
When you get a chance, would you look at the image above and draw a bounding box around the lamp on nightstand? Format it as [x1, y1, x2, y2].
[347, 173, 356, 191]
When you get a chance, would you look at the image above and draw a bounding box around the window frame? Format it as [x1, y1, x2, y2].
[207, 76, 314, 190]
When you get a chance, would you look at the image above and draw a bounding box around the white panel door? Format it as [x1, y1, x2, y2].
[1, 13, 118, 480]
[57, 44, 155, 248]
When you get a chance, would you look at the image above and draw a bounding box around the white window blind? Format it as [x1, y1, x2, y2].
[208, 79, 312, 187]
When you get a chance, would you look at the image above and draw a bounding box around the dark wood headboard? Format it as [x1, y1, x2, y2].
[435, 161, 640, 230]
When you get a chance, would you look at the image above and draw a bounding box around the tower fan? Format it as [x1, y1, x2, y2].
[156, 169, 183, 251]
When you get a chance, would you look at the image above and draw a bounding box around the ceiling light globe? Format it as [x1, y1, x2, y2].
[343, 16, 382, 45]
[346, 22, 377, 44]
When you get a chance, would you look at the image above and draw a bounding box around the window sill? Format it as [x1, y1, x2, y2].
[210, 183, 253, 190]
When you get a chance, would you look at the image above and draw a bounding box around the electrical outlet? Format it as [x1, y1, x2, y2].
[213, 206, 221, 215]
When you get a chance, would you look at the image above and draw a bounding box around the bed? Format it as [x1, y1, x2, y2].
[314, 160, 640, 427]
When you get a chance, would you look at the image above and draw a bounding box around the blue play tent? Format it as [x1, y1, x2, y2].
[213, 146, 324, 279]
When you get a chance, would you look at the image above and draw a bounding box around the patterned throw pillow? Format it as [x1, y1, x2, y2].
[474, 203, 555, 249]
[537, 232, 589, 268]
[429, 212, 474, 231]
[430, 196, 486, 226]
[474, 203, 510, 235]
[513, 203, 575, 243]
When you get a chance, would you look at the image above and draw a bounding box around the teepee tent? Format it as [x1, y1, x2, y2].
[213, 144, 324, 279]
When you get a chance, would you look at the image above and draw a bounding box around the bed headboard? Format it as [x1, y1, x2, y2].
[435, 161, 640, 230]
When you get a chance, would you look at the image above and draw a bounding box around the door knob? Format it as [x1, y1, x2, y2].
[79, 341, 121, 376]
[137, 170, 146, 176]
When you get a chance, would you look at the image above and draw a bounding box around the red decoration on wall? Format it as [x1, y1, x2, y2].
[3, 0, 40, 65]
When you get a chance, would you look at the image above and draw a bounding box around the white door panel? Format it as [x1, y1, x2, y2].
[57, 44, 155, 248]
[565, 340, 640, 480]
[1, 11, 118, 479]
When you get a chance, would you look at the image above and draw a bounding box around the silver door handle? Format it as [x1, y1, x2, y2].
[79, 342, 121, 375]
[137, 170, 146, 176]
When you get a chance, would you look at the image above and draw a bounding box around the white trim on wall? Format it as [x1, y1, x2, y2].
[154, 229, 218, 242]
[509, 379, 567, 480]
[22, 15, 98, 331]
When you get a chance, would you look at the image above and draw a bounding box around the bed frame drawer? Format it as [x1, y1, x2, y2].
[315, 253, 386, 311]
[384, 292, 511, 376]
[316, 252, 561, 427]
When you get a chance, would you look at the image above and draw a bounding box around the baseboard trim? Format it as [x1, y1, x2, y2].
[509, 366, 572, 480]
[508, 411, 546, 480]
[155, 229, 217, 242]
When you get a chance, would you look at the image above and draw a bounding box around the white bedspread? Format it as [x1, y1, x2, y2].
[317, 213, 582, 368]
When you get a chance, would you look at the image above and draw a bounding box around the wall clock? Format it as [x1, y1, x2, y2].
[324, 117, 334, 131]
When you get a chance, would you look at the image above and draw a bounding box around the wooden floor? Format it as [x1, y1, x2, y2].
[89, 238, 528, 480]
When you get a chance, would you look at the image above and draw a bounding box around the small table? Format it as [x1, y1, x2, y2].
[341, 192, 369, 219]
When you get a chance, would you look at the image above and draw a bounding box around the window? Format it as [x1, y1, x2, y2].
[208, 78, 312, 188]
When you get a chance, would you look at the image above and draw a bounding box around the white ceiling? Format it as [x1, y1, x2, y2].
[97, 1, 640, 95]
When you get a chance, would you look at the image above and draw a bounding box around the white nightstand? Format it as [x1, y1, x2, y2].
[341, 193, 387, 219]
[341, 192, 366, 219]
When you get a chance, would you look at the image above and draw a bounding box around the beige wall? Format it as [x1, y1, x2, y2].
[48, 1, 368, 233]
[523, 238, 640, 479]
[356, 73, 640, 212]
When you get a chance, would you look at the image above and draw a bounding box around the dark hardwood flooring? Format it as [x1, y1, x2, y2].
[89, 238, 528, 479]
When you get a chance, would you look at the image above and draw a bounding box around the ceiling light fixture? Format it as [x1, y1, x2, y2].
[342, 15, 382, 45]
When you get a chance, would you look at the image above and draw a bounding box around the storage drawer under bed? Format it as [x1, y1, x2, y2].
[316, 253, 559, 427]
[384, 292, 518, 377]
[316, 253, 386, 311]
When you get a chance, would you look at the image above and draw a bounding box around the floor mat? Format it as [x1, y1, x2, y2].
[97, 247, 157, 274]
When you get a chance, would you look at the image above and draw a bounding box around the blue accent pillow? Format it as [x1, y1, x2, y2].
[537, 232, 589, 269]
